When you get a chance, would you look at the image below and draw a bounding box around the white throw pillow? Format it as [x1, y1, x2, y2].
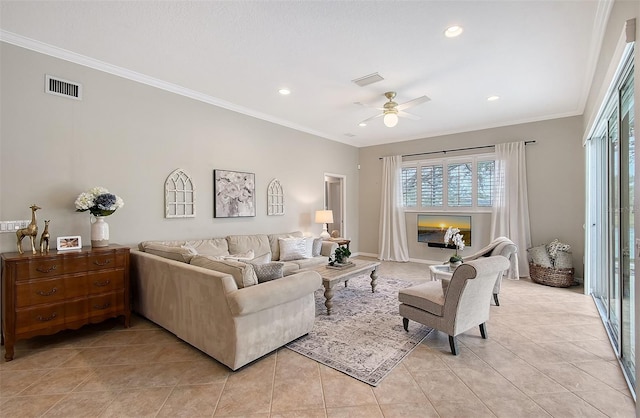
[546, 239, 571, 262]
[303, 237, 315, 258]
[279, 237, 308, 261]
[527, 245, 553, 268]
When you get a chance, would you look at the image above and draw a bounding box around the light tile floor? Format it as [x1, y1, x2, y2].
[0, 258, 636, 417]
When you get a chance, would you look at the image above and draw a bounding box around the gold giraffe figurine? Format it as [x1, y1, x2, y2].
[39, 220, 50, 254]
[16, 204, 41, 254]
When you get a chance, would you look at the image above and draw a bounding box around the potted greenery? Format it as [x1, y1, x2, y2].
[332, 246, 352, 265]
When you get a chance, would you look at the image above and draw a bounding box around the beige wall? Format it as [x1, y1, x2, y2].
[0, 43, 359, 253]
[358, 116, 585, 277]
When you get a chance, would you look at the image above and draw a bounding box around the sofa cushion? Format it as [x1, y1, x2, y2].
[226, 234, 271, 259]
[141, 242, 195, 263]
[282, 262, 301, 276]
[190, 255, 258, 288]
[187, 238, 229, 257]
[288, 256, 327, 270]
[248, 252, 271, 265]
[279, 237, 309, 261]
[268, 231, 304, 261]
[224, 250, 255, 261]
[252, 262, 285, 283]
[398, 282, 445, 317]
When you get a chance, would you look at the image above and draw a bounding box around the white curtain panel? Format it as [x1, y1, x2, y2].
[490, 141, 532, 278]
[378, 155, 409, 261]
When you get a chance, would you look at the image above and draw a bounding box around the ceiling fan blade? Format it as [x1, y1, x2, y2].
[398, 111, 421, 120]
[397, 95, 430, 111]
[353, 101, 385, 110]
[358, 113, 383, 124]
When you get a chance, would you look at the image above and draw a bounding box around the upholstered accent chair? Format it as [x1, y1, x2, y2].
[399, 256, 510, 355]
[461, 236, 517, 306]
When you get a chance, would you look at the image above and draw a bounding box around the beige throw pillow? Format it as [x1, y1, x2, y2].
[190, 255, 258, 288]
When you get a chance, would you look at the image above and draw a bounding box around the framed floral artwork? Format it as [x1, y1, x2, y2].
[214, 170, 256, 218]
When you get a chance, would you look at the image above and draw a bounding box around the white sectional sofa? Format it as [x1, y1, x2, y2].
[130, 231, 337, 370]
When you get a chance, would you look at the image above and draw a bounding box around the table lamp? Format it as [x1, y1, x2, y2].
[315, 210, 334, 239]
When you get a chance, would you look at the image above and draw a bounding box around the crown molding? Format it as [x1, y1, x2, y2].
[0, 30, 343, 144]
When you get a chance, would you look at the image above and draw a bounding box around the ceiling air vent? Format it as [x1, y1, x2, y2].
[352, 72, 384, 87]
[45, 75, 82, 100]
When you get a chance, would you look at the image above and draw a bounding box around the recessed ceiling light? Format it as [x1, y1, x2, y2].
[358, 122, 367, 127]
[278, 88, 291, 95]
[444, 25, 463, 38]
[487, 95, 500, 101]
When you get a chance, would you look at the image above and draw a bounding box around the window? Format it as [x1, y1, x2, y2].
[447, 162, 472, 207]
[401, 154, 495, 211]
[401, 167, 417, 207]
[421, 165, 443, 206]
[477, 160, 495, 207]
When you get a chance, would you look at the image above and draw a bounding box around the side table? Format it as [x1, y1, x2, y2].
[330, 238, 351, 251]
[429, 264, 454, 281]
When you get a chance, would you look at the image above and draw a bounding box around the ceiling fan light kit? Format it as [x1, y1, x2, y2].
[383, 112, 399, 127]
[358, 91, 430, 128]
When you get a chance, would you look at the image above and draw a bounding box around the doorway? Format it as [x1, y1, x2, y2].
[585, 48, 635, 397]
[324, 173, 346, 238]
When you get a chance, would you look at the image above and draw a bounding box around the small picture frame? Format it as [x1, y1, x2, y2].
[57, 236, 82, 251]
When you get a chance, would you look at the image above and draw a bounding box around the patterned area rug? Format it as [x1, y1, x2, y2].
[286, 274, 432, 386]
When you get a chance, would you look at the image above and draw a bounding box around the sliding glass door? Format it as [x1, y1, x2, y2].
[586, 49, 635, 395]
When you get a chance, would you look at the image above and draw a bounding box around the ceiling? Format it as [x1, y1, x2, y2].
[0, 1, 609, 147]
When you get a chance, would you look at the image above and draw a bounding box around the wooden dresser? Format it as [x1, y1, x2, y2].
[1, 245, 130, 361]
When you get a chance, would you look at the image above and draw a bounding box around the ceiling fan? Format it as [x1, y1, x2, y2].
[356, 91, 430, 127]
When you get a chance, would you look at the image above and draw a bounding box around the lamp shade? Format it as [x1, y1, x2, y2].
[315, 210, 334, 224]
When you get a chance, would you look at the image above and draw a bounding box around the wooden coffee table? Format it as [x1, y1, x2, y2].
[312, 259, 381, 315]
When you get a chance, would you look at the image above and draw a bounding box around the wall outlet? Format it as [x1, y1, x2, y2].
[0, 220, 31, 233]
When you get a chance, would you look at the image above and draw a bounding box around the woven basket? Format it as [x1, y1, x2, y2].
[529, 263, 575, 287]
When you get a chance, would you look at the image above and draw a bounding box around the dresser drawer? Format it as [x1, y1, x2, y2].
[16, 258, 65, 280]
[86, 252, 124, 272]
[88, 291, 124, 317]
[16, 256, 93, 280]
[15, 278, 66, 308]
[86, 270, 125, 295]
[16, 303, 66, 334]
